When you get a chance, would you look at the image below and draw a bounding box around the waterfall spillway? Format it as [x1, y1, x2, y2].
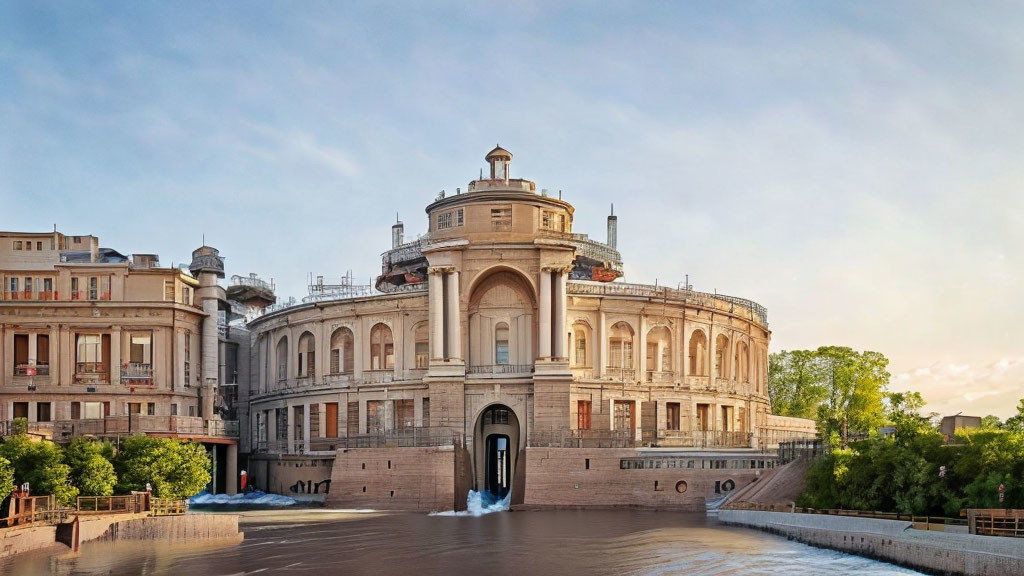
[430, 490, 511, 517]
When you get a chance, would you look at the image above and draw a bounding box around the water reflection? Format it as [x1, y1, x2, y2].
[2, 510, 924, 576]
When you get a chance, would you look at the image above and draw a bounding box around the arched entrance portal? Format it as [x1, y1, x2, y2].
[474, 404, 521, 500]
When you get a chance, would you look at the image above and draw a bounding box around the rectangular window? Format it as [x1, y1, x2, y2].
[164, 281, 175, 301]
[13, 241, 22, 250]
[181, 286, 191, 305]
[577, 400, 592, 430]
[83, 402, 103, 419]
[367, 400, 385, 432]
[697, 403, 711, 431]
[25, 241, 32, 251]
[36, 402, 51, 422]
[147, 403, 155, 416]
[325, 402, 339, 437]
[437, 212, 453, 230]
[456, 208, 464, 226]
[37, 334, 49, 367]
[614, 400, 635, 432]
[75, 334, 110, 379]
[23, 277, 31, 298]
[422, 397, 430, 426]
[71, 402, 81, 420]
[184, 331, 191, 386]
[13, 334, 28, 374]
[347, 402, 359, 436]
[37, 241, 42, 251]
[330, 349, 340, 374]
[128, 402, 142, 415]
[541, 211, 565, 232]
[395, 399, 414, 429]
[129, 332, 152, 365]
[8, 277, 18, 296]
[189, 405, 196, 417]
[42, 278, 53, 299]
[71, 277, 79, 300]
[170, 403, 178, 416]
[666, 402, 680, 431]
[89, 277, 98, 300]
[491, 207, 512, 231]
[415, 342, 429, 369]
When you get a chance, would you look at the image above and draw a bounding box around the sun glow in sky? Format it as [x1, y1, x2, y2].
[2, 2, 1022, 417]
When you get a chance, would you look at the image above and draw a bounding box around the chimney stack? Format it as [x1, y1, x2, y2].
[607, 204, 618, 249]
[392, 214, 405, 248]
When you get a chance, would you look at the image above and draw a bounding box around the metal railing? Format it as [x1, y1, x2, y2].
[967, 509, 1024, 538]
[150, 498, 189, 516]
[651, 429, 752, 448]
[467, 364, 535, 376]
[120, 363, 153, 380]
[529, 429, 637, 449]
[568, 280, 768, 327]
[15, 363, 50, 376]
[1, 416, 240, 442]
[76, 494, 147, 514]
[724, 502, 969, 531]
[604, 367, 637, 381]
[646, 370, 675, 383]
[256, 427, 462, 452]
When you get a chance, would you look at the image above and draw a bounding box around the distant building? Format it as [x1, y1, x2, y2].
[0, 231, 262, 494]
[940, 415, 982, 438]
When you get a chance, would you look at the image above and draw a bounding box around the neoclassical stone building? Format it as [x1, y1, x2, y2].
[246, 147, 814, 508]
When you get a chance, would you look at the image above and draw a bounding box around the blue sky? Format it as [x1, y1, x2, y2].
[2, 1, 1023, 417]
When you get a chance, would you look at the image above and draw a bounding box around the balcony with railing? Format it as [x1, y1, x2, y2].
[467, 364, 535, 377]
[651, 429, 753, 449]
[646, 370, 676, 384]
[120, 363, 153, 382]
[15, 363, 49, 377]
[74, 363, 109, 383]
[4, 416, 239, 442]
[604, 367, 637, 382]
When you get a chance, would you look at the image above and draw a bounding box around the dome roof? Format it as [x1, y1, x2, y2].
[485, 145, 512, 160]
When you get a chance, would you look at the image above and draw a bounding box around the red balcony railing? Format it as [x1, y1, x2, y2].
[15, 364, 49, 376]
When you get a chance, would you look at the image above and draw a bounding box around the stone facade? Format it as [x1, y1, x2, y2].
[245, 148, 816, 508]
[0, 232, 242, 493]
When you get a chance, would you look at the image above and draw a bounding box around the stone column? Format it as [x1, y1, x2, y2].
[638, 316, 647, 381]
[596, 310, 606, 378]
[708, 324, 716, 389]
[48, 326, 58, 386]
[553, 271, 567, 359]
[445, 270, 461, 360]
[225, 443, 238, 495]
[201, 299, 219, 418]
[110, 329, 121, 386]
[303, 401, 311, 452]
[538, 270, 551, 358]
[267, 409, 277, 451]
[286, 404, 295, 454]
[428, 269, 444, 360]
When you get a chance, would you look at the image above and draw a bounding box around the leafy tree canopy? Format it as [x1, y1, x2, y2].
[66, 438, 117, 497]
[114, 436, 211, 499]
[0, 435, 79, 505]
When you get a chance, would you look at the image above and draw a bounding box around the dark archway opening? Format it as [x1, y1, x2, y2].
[485, 434, 511, 499]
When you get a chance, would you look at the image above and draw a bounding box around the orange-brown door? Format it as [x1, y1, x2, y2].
[325, 402, 338, 438]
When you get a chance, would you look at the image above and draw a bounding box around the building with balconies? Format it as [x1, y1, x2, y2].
[244, 147, 816, 510]
[0, 231, 245, 494]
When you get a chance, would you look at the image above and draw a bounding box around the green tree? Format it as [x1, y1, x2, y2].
[65, 438, 117, 496]
[980, 415, 1002, 429]
[1002, 399, 1024, 432]
[0, 456, 14, 500]
[768, 350, 828, 419]
[114, 436, 211, 498]
[816, 346, 888, 447]
[0, 435, 79, 505]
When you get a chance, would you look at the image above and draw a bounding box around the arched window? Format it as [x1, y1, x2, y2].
[276, 336, 288, 381]
[688, 330, 707, 376]
[330, 327, 354, 374]
[645, 326, 672, 376]
[495, 322, 510, 364]
[715, 334, 730, 379]
[735, 341, 749, 383]
[413, 323, 429, 369]
[370, 323, 394, 370]
[574, 328, 588, 367]
[298, 331, 315, 378]
[608, 322, 634, 375]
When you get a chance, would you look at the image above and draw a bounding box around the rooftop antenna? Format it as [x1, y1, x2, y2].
[559, 190, 562, 200]
[480, 168, 483, 179]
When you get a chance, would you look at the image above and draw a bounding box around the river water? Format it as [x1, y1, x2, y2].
[3, 509, 924, 576]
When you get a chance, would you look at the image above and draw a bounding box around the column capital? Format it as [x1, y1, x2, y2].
[541, 265, 573, 274]
[428, 266, 457, 275]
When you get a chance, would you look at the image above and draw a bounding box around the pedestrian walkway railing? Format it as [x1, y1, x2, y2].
[723, 502, 968, 531]
[967, 509, 1024, 538]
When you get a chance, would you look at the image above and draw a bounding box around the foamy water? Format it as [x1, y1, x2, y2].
[430, 490, 511, 516]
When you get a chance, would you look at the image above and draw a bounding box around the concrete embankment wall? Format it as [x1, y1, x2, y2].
[1, 524, 60, 558]
[1, 514, 241, 559]
[522, 448, 763, 510]
[326, 446, 457, 512]
[94, 514, 242, 544]
[719, 510, 1024, 576]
